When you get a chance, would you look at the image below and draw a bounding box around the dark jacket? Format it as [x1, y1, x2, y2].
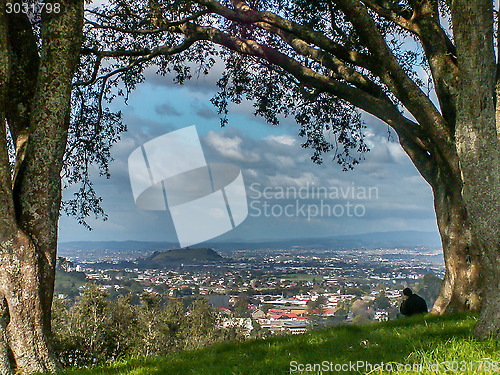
[400, 294, 428, 316]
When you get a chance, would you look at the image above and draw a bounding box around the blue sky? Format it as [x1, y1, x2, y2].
[58, 64, 439, 244]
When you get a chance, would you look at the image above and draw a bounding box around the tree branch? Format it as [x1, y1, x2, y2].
[198, 0, 456, 173]
[362, 0, 419, 35]
[84, 9, 209, 34]
[75, 35, 200, 87]
[180, 22, 425, 145]
[335, 0, 458, 174]
[196, 0, 375, 71]
[255, 21, 386, 99]
[407, 0, 459, 127]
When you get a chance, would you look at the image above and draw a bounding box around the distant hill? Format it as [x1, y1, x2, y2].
[202, 230, 442, 250]
[81, 247, 229, 270]
[59, 230, 442, 262]
[59, 230, 441, 253]
[59, 240, 177, 252]
[325, 230, 442, 248]
[137, 248, 224, 269]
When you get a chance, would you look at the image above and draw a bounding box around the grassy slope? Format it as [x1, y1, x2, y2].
[60, 313, 500, 375]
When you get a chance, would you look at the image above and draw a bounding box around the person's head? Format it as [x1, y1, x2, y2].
[403, 288, 413, 300]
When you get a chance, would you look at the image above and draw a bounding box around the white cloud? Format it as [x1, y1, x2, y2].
[267, 172, 320, 188]
[204, 131, 261, 162]
[264, 134, 296, 146]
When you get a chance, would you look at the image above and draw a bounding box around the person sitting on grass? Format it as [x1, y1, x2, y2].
[400, 287, 428, 317]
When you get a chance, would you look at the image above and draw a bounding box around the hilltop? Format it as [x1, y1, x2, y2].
[137, 247, 225, 269]
[60, 313, 499, 375]
[83, 247, 229, 270]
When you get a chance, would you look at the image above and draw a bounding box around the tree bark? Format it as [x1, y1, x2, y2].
[0, 0, 84, 373]
[431, 182, 482, 313]
[0, 233, 57, 373]
[451, 0, 500, 338]
[0, 298, 12, 375]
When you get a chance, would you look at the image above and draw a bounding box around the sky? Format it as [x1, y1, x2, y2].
[58, 62, 438, 244]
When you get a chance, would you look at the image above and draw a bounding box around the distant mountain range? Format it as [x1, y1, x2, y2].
[59, 240, 178, 252]
[59, 230, 441, 254]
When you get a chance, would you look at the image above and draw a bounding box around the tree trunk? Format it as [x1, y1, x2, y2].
[0, 233, 58, 374]
[0, 0, 84, 372]
[431, 182, 482, 313]
[451, 0, 500, 339]
[396, 124, 482, 313]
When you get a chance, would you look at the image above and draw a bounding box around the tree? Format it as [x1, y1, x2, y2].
[2, 1, 500, 373]
[0, 1, 84, 373]
[163, 299, 185, 348]
[233, 298, 250, 318]
[137, 293, 170, 356]
[374, 292, 391, 310]
[183, 298, 219, 349]
[261, 303, 274, 314]
[103, 0, 497, 338]
[62, 284, 114, 367]
[307, 295, 327, 315]
[306, 295, 327, 329]
[351, 298, 375, 320]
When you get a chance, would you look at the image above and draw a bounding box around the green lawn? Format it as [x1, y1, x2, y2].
[59, 313, 500, 374]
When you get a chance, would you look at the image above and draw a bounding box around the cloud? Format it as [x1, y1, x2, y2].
[155, 103, 182, 116]
[60, 75, 439, 243]
[264, 134, 296, 146]
[203, 130, 261, 163]
[267, 172, 320, 188]
[192, 103, 218, 119]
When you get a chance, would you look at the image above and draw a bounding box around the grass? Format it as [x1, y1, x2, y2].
[59, 313, 500, 374]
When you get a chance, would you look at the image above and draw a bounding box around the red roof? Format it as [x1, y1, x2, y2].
[268, 308, 287, 314]
[270, 313, 299, 320]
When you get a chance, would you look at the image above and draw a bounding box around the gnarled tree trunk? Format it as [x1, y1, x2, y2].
[431, 181, 482, 313]
[0, 0, 84, 373]
[451, 0, 500, 339]
[0, 232, 57, 374]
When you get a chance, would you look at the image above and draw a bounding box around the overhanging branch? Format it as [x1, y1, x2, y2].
[179, 22, 425, 144]
[75, 35, 200, 87]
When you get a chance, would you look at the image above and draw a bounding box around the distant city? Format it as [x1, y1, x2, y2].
[55, 231, 444, 337]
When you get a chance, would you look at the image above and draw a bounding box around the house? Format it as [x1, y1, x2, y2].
[251, 309, 266, 320]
